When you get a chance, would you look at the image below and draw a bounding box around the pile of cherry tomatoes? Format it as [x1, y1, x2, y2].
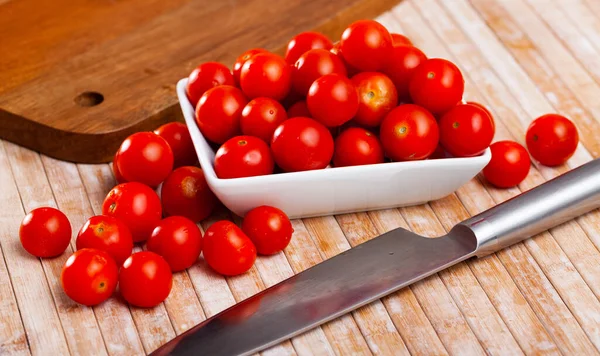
[17, 19, 580, 310]
[190, 19, 579, 187]
[19, 121, 293, 308]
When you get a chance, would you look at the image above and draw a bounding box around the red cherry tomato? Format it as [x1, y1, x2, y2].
[307, 73, 359, 127]
[285, 31, 333, 65]
[147, 216, 202, 272]
[380, 104, 439, 161]
[240, 98, 288, 143]
[154, 122, 197, 168]
[76, 215, 133, 266]
[195, 85, 248, 144]
[161, 166, 217, 223]
[186, 62, 235, 108]
[61, 248, 118, 306]
[391, 33, 413, 47]
[333, 127, 384, 167]
[340, 20, 393, 71]
[20, 207, 72, 258]
[116, 132, 174, 188]
[483, 141, 531, 188]
[292, 49, 347, 96]
[119, 251, 173, 308]
[241, 206, 293, 255]
[214, 136, 274, 179]
[203, 221, 257, 276]
[271, 117, 334, 172]
[287, 100, 311, 118]
[526, 114, 579, 167]
[466, 101, 495, 132]
[383, 45, 427, 101]
[351, 72, 398, 127]
[113, 150, 127, 184]
[102, 182, 162, 243]
[439, 103, 495, 157]
[233, 48, 269, 85]
[240, 53, 292, 101]
[409, 58, 464, 115]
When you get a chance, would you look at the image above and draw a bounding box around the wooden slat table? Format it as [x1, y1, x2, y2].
[2, 0, 600, 354]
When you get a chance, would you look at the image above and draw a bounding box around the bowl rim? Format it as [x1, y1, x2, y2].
[176, 78, 492, 188]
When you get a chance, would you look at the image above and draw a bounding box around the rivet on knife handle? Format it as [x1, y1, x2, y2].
[459, 159, 600, 257]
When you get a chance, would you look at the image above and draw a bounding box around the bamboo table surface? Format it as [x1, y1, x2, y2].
[3, 0, 600, 354]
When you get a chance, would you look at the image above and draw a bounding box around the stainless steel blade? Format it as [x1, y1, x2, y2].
[152, 227, 477, 356]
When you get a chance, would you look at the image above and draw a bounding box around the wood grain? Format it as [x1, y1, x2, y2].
[3, 0, 600, 355]
[0, 0, 398, 164]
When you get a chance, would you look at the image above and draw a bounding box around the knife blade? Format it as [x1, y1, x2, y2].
[152, 159, 600, 356]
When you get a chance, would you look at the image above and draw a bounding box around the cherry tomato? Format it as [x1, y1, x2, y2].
[154, 122, 197, 168]
[383, 45, 427, 101]
[203, 221, 257, 276]
[409, 58, 464, 115]
[102, 182, 162, 243]
[233, 48, 269, 85]
[391, 33, 413, 47]
[526, 114, 579, 166]
[119, 251, 173, 308]
[116, 132, 174, 188]
[271, 117, 334, 172]
[380, 104, 439, 161]
[333, 127, 384, 167]
[240, 98, 288, 143]
[147, 216, 202, 272]
[466, 101, 495, 131]
[186, 62, 235, 108]
[351, 72, 398, 127]
[292, 49, 347, 96]
[439, 103, 495, 157]
[113, 150, 127, 184]
[161, 166, 217, 223]
[76, 215, 133, 266]
[214, 136, 274, 179]
[240, 53, 292, 101]
[195, 85, 247, 144]
[340, 20, 393, 72]
[483, 141, 531, 188]
[20, 207, 72, 258]
[285, 31, 333, 65]
[307, 73, 359, 127]
[242, 206, 293, 255]
[287, 100, 311, 118]
[61, 248, 118, 306]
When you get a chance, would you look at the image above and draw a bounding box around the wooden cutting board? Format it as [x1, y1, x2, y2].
[0, 0, 398, 163]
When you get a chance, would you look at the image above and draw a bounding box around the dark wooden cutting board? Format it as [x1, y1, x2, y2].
[0, 0, 398, 163]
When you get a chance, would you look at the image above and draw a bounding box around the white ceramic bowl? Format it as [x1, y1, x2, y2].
[176, 78, 491, 219]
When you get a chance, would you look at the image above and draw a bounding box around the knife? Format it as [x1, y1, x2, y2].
[152, 159, 600, 356]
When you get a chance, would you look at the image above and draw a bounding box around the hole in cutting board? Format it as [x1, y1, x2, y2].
[74, 92, 104, 107]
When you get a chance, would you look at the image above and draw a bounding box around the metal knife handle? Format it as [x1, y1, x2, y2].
[459, 159, 600, 257]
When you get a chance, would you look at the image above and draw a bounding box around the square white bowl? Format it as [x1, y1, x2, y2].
[176, 78, 491, 219]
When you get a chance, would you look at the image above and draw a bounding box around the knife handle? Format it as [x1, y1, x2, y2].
[458, 159, 600, 257]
